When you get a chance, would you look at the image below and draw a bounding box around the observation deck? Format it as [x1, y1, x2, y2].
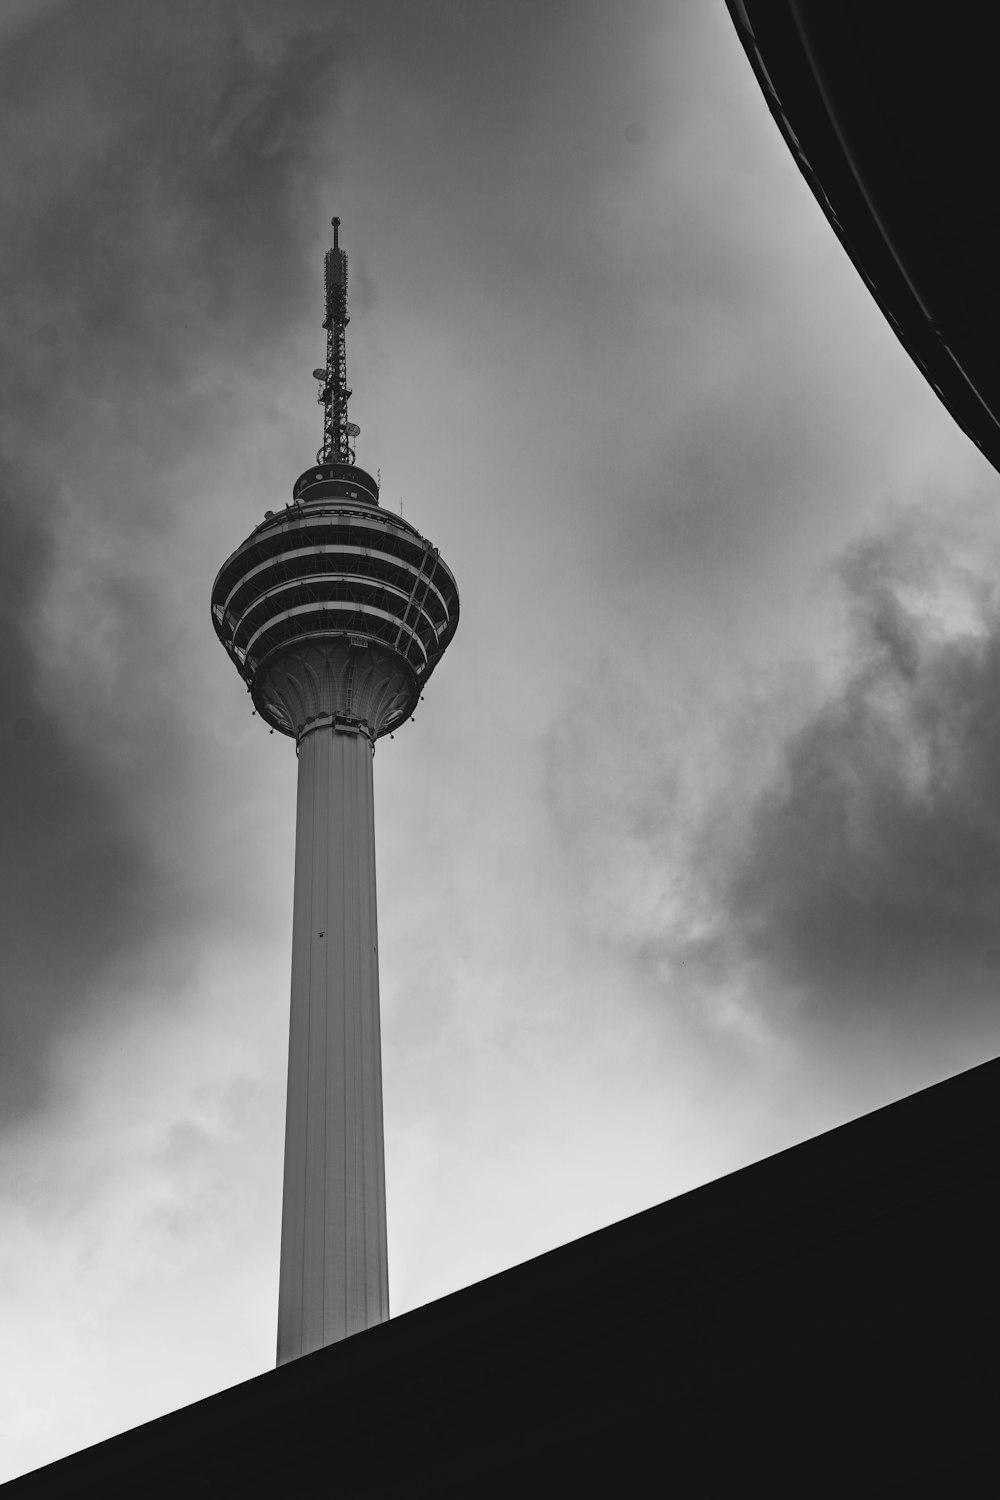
[211, 464, 459, 742]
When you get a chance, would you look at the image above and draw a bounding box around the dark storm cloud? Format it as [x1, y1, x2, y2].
[694, 513, 1000, 1045]
[0, 0, 346, 445]
[544, 500, 1000, 1068]
[0, 0, 352, 1125]
[0, 483, 155, 1124]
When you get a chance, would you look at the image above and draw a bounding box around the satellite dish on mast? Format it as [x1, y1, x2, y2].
[312, 368, 327, 381]
[347, 422, 361, 437]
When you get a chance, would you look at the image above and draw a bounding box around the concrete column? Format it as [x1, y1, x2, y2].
[276, 722, 389, 1365]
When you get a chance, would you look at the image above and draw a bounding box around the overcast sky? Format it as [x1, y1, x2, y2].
[3, 0, 1000, 1480]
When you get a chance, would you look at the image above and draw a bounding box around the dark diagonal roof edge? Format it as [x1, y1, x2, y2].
[5, 1054, 1000, 1495]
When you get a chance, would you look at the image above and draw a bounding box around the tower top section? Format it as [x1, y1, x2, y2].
[316, 215, 359, 468]
[211, 217, 459, 746]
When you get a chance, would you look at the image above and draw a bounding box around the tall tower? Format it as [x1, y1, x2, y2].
[211, 219, 460, 1365]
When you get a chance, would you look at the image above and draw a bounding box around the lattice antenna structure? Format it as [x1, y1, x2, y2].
[314, 216, 359, 465]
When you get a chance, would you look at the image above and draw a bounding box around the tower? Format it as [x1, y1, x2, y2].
[211, 219, 460, 1364]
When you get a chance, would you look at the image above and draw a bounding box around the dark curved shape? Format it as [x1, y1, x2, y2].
[728, 1, 1000, 476]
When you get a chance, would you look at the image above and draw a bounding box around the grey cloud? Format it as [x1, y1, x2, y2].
[544, 504, 1000, 1073]
[0, 0, 354, 1129]
[0, 483, 155, 1126]
[0, 0, 347, 430]
[700, 515, 1000, 1043]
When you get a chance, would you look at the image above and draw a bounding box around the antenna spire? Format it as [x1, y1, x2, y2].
[316, 215, 355, 465]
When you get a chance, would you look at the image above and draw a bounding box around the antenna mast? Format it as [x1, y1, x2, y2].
[316, 216, 356, 465]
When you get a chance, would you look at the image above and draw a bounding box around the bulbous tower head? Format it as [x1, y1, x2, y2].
[210, 224, 459, 743]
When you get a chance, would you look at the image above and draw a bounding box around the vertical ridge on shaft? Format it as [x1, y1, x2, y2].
[276, 725, 389, 1366]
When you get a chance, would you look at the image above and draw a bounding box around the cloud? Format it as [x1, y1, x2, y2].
[0, 0, 354, 1128]
[0, 0, 348, 443]
[543, 498, 1000, 1076]
[0, 482, 154, 1125]
[719, 511, 1000, 1019]
[648, 504, 998, 1073]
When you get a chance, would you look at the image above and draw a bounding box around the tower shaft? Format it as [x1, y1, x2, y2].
[276, 720, 389, 1364]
